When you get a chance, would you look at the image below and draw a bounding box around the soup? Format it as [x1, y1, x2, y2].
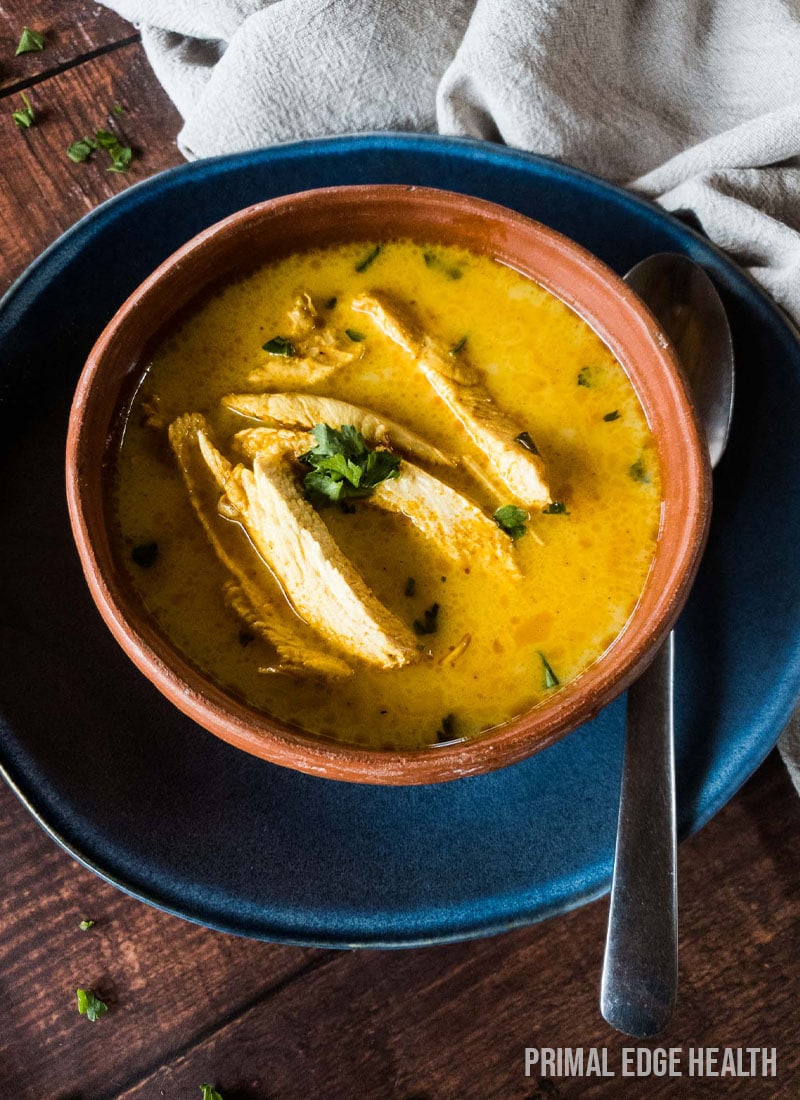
[114, 239, 662, 750]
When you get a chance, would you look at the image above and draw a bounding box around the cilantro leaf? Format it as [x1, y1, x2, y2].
[413, 603, 439, 636]
[355, 245, 381, 273]
[12, 93, 35, 129]
[345, 328, 365, 342]
[423, 251, 463, 279]
[262, 335, 296, 356]
[200, 1087, 224, 1100]
[493, 504, 529, 540]
[404, 577, 416, 597]
[542, 501, 569, 515]
[449, 335, 467, 355]
[577, 366, 593, 387]
[16, 26, 44, 54]
[79, 919, 95, 931]
[67, 136, 98, 163]
[514, 430, 540, 455]
[603, 410, 620, 422]
[436, 713, 456, 742]
[538, 651, 560, 690]
[301, 424, 400, 502]
[76, 988, 108, 1022]
[629, 457, 650, 483]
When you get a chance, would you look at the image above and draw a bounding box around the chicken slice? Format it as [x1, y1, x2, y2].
[228, 452, 419, 670]
[168, 413, 352, 679]
[249, 292, 361, 387]
[232, 427, 518, 574]
[222, 391, 454, 467]
[352, 292, 551, 507]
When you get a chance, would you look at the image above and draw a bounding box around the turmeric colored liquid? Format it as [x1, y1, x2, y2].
[115, 240, 661, 750]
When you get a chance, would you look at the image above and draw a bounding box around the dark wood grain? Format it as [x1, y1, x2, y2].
[0, 40, 183, 292]
[0, 1, 135, 93]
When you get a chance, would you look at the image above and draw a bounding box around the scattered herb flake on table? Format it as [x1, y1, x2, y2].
[200, 1086, 224, 1100]
[78, 919, 95, 931]
[76, 988, 108, 1022]
[12, 93, 35, 129]
[15, 26, 44, 54]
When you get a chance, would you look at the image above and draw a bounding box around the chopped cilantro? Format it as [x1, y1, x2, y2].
[301, 423, 400, 502]
[200, 1087, 224, 1100]
[79, 919, 95, 931]
[355, 245, 381, 273]
[112, 103, 125, 116]
[16, 26, 44, 54]
[493, 504, 529, 540]
[345, 329, 365, 342]
[423, 251, 463, 279]
[514, 430, 540, 455]
[131, 541, 158, 568]
[404, 577, 416, 597]
[67, 136, 97, 163]
[262, 336, 297, 356]
[413, 602, 440, 636]
[324, 296, 338, 309]
[76, 988, 108, 1022]
[603, 410, 620, 422]
[449, 335, 467, 355]
[538, 652, 560, 690]
[629, 457, 650, 483]
[577, 366, 593, 387]
[542, 501, 569, 515]
[436, 713, 456, 742]
[12, 93, 35, 129]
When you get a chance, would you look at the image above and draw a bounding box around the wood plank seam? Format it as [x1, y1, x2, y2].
[91, 950, 341, 1100]
[0, 32, 141, 100]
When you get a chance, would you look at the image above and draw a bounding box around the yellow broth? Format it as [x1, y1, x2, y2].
[114, 240, 662, 750]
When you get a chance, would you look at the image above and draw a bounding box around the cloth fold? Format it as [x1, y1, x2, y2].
[103, 0, 800, 791]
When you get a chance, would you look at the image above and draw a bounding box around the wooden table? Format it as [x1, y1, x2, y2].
[1, 7, 799, 1097]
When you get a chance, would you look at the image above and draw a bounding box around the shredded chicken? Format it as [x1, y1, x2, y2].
[248, 292, 361, 387]
[352, 292, 551, 507]
[168, 413, 352, 679]
[222, 391, 454, 467]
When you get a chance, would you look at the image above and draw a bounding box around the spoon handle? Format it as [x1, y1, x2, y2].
[600, 632, 677, 1038]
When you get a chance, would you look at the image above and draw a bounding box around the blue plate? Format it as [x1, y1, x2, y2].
[1, 135, 798, 947]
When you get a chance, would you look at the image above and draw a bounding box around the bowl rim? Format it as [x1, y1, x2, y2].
[66, 183, 711, 784]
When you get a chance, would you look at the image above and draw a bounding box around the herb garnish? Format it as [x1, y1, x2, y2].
[355, 245, 381, 273]
[436, 713, 456, 742]
[324, 296, 337, 309]
[542, 501, 569, 515]
[131, 541, 158, 568]
[514, 430, 540, 455]
[112, 103, 125, 116]
[629, 457, 650, 483]
[423, 251, 463, 279]
[16, 26, 44, 54]
[493, 505, 529, 540]
[66, 128, 132, 171]
[603, 410, 620, 422]
[67, 136, 97, 163]
[200, 1086, 224, 1100]
[413, 602, 440, 635]
[76, 988, 108, 1022]
[449, 335, 467, 355]
[577, 366, 593, 387]
[262, 335, 297, 356]
[301, 424, 400, 502]
[12, 93, 35, 129]
[79, 919, 95, 931]
[404, 577, 416, 597]
[345, 328, 365, 342]
[538, 652, 560, 689]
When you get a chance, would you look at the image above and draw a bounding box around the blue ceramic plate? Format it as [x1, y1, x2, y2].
[1, 135, 798, 947]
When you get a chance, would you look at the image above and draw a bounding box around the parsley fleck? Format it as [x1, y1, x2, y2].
[413, 602, 440, 636]
[66, 129, 132, 172]
[493, 504, 528, 540]
[345, 328, 366, 342]
[112, 103, 125, 116]
[629, 457, 650, 483]
[76, 988, 108, 1022]
[67, 136, 97, 163]
[577, 366, 593, 387]
[404, 577, 416, 597]
[514, 430, 540, 455]
[449, 335, 467, 355]
[324, 296, 337, 309]
[538, 652, 560, 690]
[436, 713, 456, 742]
[542, 501, 569, 515]
[131, 541, 158, 568]
[12, 93, 35, 129]
[603, 410, 620, 422]
[79, 919, 95, 931]
[301, 424, 400, 502]
[16, 26, 44, 54]
[262, 335, 297, 356]
[200, 1087, 224, 1100]
[423, 251, 463, 279]
[355, 245, 381, 273]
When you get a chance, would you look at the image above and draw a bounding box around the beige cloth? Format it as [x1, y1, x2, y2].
[103, 0, 800, 790]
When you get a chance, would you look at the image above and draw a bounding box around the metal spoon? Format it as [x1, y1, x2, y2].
[600, 253, 735, 1038]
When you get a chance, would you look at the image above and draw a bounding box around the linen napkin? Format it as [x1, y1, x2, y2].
[102, 0, 800, 792]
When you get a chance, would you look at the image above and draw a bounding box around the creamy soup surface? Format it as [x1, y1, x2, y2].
[115, 239, 662, 750]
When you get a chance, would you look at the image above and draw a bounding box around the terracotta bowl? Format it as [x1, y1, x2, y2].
[66, 185, 711, 785]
